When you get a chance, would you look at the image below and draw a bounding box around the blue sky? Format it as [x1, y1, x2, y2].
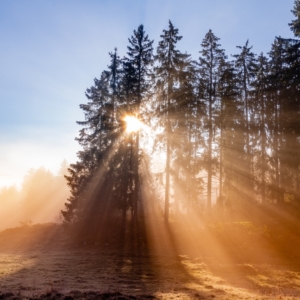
[0, 0, 295, 188]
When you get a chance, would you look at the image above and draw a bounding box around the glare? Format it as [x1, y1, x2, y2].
[124, 115, 143, 133]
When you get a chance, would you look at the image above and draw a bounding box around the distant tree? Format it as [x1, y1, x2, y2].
[0, 185, 21, 230]
[0, 185, 19, 204]
[22, 167, 66, 224]
[58, 159, 69, 177]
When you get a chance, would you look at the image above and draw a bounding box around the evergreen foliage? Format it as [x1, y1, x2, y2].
[289, 0, 300, 36]
[125, 24, 154, 223]
[63, 6, 300, 236]
[198, 29, 226, 209]
[154, 20, 191, 221]
[232, 40, 258, 202]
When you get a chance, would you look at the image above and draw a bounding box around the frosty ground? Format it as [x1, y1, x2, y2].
[0, 220, 300, 300]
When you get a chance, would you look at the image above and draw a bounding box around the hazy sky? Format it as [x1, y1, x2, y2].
[0, 0, 295, 188]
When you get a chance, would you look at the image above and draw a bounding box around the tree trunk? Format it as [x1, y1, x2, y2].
[218, 97, 223, 206]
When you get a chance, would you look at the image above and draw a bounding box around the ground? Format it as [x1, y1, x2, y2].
[0, 217, 300, 299]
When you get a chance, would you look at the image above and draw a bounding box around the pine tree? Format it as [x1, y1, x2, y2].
[283, 38, 300, 201]
[154, 20, 191, 222]
[62, 71, 108, 223]
[216, 58, 239, 207]
[175, 59, 203, 213]
[108, 48, 122, 122]
[125, 24, 153, 222]
[62, 50, 124, 227]
[198, 29, 226, 209]
[268, 37, 288, 204]
[252, 53, 270, 203]
[232, 40, 257, 202]
[269, 37, 300, 204]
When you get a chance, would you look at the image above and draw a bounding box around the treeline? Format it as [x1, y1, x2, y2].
[0, 161, 69, 231]
[63, 2, 300, 229]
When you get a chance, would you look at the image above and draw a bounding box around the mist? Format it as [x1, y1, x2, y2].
[0, 161, 69, 232]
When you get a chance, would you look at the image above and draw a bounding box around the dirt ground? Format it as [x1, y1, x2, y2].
[0, 223, 300, 300]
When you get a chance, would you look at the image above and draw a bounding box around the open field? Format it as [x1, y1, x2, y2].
[0, 221, 300, 300]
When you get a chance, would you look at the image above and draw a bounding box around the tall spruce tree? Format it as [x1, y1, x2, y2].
[62, 50, 126, 232]
[283, 38, 300, 201]
[154, 20, 191, 222]
[126, 25, 153, 222]
[175, 59, 203, 213]
[232, 40, 257, 202]
[216, 58, 239, 207]
[198, 29, 226, 209]
[108, 48, 122, 122]
[63, 70, 111, 224]
[269, 37, 300, 204]
[268, 37, 288, 204]
[252, 53, 270, 203]
[289, 0, 300, 37]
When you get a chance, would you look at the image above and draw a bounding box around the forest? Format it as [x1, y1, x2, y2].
[60, 4, 300, 248]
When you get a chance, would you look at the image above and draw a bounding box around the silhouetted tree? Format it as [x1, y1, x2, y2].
[125, 24, 153, 223]
[62, 50, 123, 225]
[198, 29, 226, 209]
[62, 15, 300, 236]
[268, 37, 289, 204]
[216, 58, 239, 207]
[232, 40, 257, 202]
[252, 53, 270, 203]
[154, 20, 191, 221]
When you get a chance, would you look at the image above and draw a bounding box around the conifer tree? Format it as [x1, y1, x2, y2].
[268, 37, 288, 204]
[252, 53, 270, 203]
[62, 50, 124, 226]
[108, 48, 122, 122]
[216, 58, 239, 207]
[268, 37, 300, 204]
[176, 60, 203, 213]
[125, 25, 153, 222]
[283, 38, 300, 201]
[154, 20, 191, 222]
[198, 29, 226, 209]
[232, 40, 257, 202]
[289, 0, 300, 37]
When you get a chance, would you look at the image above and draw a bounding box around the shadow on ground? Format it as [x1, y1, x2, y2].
[1, 201, 300, 299]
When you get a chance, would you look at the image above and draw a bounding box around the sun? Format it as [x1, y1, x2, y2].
[123, 115, 143, 133]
